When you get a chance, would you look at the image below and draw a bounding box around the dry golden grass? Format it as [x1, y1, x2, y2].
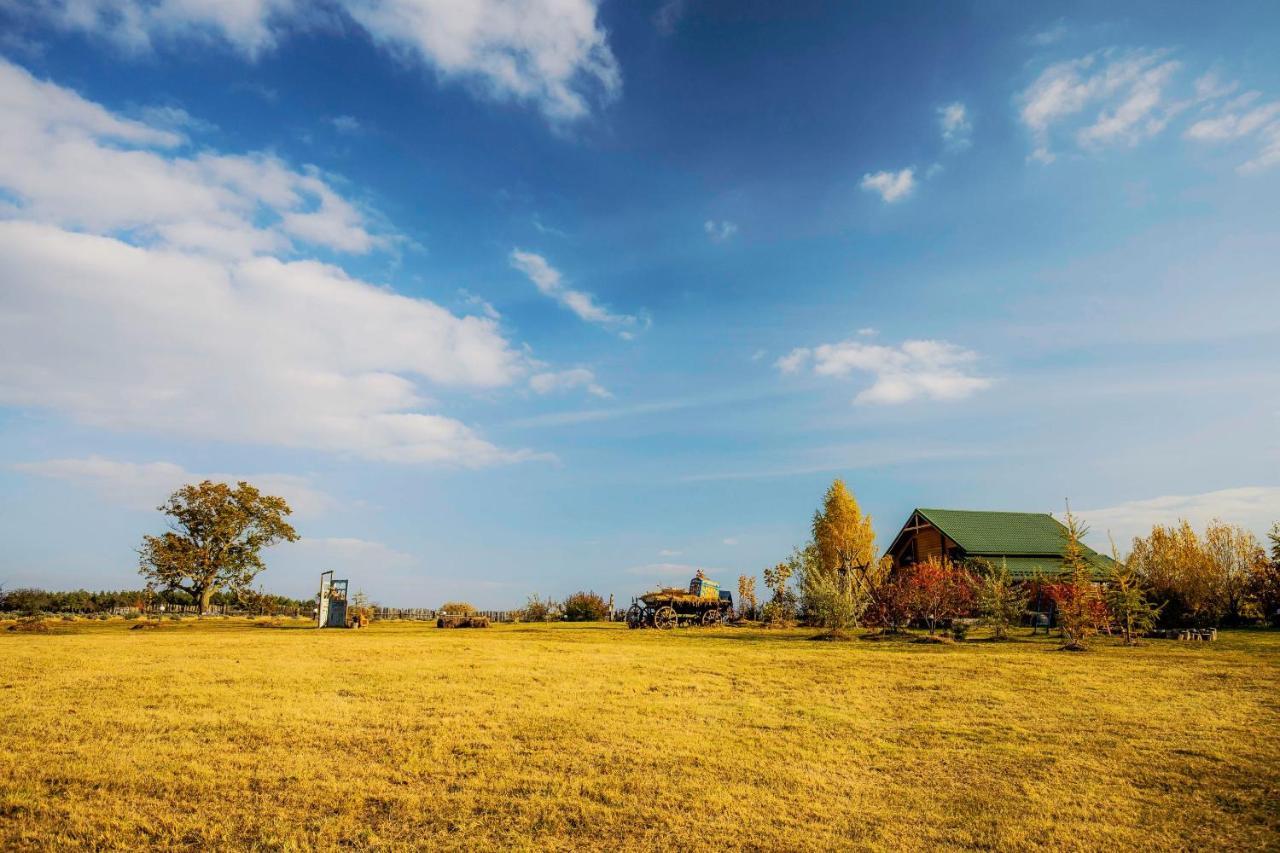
[1, 618, 1277, 851]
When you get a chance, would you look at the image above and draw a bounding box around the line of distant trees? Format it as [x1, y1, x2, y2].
[0, 586, 312, 615]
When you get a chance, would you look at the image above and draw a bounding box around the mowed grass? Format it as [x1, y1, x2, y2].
[1, 619, 1277, 851]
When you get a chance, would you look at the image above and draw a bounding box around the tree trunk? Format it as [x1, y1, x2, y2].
[198, 586, 214, 615]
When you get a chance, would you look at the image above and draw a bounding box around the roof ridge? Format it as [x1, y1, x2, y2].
[917, 507, 1055, 516]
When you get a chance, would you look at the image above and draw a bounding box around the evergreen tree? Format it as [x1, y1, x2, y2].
[975, 559, 1028, 640]
[1050, 507, 1107, 651]
[1246, 522, 1280, 626]
[1104, 541, 1162, 645]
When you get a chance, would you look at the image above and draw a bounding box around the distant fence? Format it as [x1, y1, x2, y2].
[8, 604, 609, 623]
[372, 607, 518, 623]
[115, 604, 310, 618]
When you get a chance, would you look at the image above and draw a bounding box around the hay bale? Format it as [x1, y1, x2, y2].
[437, 614, 490, 628]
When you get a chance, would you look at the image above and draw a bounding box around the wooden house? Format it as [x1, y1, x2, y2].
[885, 508, 1114, 580]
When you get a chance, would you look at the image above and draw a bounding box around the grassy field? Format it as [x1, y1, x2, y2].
[1, 619, 1277, 851]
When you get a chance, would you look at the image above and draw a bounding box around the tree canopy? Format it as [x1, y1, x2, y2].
[138, 480, 298, 612]
[811, 479, 876, 579]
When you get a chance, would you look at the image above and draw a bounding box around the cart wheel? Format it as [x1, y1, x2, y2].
[626, 604, 645, 629]
[654, 606, 677, 630]
[701, 609, 721, 627]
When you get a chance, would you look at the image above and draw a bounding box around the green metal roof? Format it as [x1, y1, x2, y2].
[917, 508, 1068, 554]
[911, 508, 1114, 579]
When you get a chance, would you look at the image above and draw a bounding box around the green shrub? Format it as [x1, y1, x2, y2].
[562, 591, 609, 621]
[438, 601, 477, 616]
[518, 594, 559, 622]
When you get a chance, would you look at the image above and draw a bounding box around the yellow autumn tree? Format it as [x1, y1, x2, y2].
[811, 479, 877, 579]
[800, 479, 883, 635]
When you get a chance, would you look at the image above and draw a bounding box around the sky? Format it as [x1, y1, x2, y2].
[1, 0, 1278, 607]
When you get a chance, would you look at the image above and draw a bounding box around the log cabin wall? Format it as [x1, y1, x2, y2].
[889, 517, 960, 567]
[916, 526, 946, 561]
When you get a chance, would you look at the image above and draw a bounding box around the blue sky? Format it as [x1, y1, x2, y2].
[1, 1, 1278, 607]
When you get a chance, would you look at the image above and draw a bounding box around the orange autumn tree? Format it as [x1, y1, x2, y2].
[1046, 508, 1107, 651]
[903, 557, 975, 635]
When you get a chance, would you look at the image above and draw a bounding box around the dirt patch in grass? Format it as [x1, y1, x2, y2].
[912, 634, 955, 644]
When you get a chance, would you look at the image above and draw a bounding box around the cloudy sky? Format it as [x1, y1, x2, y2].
[1, 1, 1278, 606]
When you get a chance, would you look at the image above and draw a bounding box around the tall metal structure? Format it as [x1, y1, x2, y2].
[317, 570, 349, 628]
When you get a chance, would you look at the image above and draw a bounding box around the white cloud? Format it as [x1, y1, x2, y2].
[1076, 59, 1182, 149]
[774, 348, 811, 374]
[1185, 95, 1279, 141]
[30, 0, 298, 57]
[529, 367, 611, 398]
[1016, 46, 1280, 173]
[509, 249, 647, 336]
[134, 104, 218, 136]
[20, 0, 621, 121]
[0, 61, 540, 466]
[329, 114, 362, 133]
[1192, 70, 1239, 102]
[1, 224, 535, 464]
[859, 168, 916, 203]
[703, 219, 738, 241]
[1029, 19, 1068, 47]
[345, 0, 620, 121]
[1019, 49, 1183, 162]
[15, 456, 335, 517]
[457, 288, 501, 320]
[0, 60, 382, 259]
[776, 339, 992, 405]
[722, 537, 738, 546]
[531, 214, 568, 237]
[938, 102, 972, 150]
[658, 549, 682, 557]
[1079, 487, 1280, 553]
[1185, 94, 1280, 174]
[1242, 128, 1280, 174]
[1018, 47, 1280, 172]
[857, 327, 878, 337]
